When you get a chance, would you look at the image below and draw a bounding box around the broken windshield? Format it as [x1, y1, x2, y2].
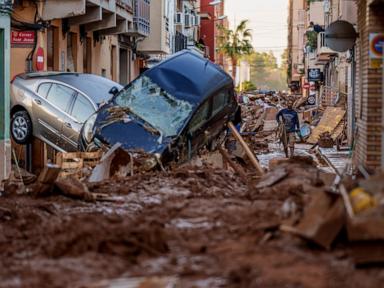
[114, 76, 194, 137]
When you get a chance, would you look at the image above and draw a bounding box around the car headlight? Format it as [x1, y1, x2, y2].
[82, 114, 97, 143]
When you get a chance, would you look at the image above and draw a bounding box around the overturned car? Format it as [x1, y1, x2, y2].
[79, 51, 241, 164]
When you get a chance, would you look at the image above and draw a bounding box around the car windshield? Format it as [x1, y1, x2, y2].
[114, 75, 194, 137]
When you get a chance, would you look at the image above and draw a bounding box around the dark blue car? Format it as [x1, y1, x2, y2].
[79, 50, 241, 164]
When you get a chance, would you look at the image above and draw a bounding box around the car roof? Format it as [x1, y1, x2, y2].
[17, 72, 123, 104]
[143, 50, 233, 106]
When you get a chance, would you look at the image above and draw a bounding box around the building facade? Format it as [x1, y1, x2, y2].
[138, 0, 174, 61]
[174, 0, 202, 55]
[354, 0, 384, 170]
[10, 0, 150, 85]
[287, 0, 306, 92]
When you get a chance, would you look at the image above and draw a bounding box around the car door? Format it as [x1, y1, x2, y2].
[33, 82, 76, 150]
[61, 92, 96, 152]
[185, 100, 211, 158]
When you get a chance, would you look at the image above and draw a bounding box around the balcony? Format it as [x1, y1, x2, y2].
[40, 0, 142, 36]
[316, 32, 338, 63]
[129, 0, 150, 37]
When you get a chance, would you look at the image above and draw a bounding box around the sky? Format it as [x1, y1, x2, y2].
[224, 0, 288, 65]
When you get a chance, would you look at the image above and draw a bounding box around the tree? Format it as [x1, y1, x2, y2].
[236, 81, 257, 92]
[217, 20, 253, 80]
[245, 51, 288, 91]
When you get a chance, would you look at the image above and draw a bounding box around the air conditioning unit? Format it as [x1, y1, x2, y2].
[175, 12, 183, 25]
[185, 13, 192, 28]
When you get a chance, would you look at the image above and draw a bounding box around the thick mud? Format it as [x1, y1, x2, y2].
[1, 161, 383, 287]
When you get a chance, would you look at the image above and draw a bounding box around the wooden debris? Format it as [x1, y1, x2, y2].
[56, 151, 102, 178]
[228, 121, 264, 176]
[280, 191, 346, 250]
[55, 176, 95, 202]
[219, 146, 248, 183]
[32, 164, 61, 195]
[256, 167, 288, 189]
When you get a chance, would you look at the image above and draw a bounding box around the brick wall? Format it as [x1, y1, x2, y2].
[354, 0, 384, 170]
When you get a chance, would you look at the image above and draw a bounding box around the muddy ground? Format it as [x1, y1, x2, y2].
[1, 154, 384, 288]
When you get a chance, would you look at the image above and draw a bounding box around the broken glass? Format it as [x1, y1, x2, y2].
[114, 76, 194, 137]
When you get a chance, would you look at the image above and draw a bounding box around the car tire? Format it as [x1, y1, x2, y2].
[11, 110, 33, 145]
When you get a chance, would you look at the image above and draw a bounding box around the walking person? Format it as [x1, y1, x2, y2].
[276, 100, 301, 158]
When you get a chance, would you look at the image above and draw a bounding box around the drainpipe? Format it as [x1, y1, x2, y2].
[381, 42, 384, 170]
[0, 0, 12, 183]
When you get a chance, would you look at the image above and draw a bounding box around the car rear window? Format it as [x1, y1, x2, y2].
[71, 93, 95, 123]
[37, 83, 52, 98]
[46, 84, 75, 112]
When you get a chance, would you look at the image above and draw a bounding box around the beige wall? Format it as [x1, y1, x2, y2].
[309, 1, 325, 25]
[11, 4, 140, 82]
[138, 0, 169, 54]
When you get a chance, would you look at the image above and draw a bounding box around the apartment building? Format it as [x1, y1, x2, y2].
[10, 0, 150, 85]
[174, 0, 202, 55]
[200, 0, 225, 63]
[287, 0, 306, 92]
[302, 0, 384, 171]
[137, 0, 174, 61]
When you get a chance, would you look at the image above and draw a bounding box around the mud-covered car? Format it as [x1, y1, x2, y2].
[79, 50, 241, 164]
[11, 72, 122, 152]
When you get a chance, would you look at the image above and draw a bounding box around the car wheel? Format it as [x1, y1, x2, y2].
[11, 110, 33, 144]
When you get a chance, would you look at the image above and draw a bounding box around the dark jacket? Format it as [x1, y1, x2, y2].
[276, 108, 300, 133]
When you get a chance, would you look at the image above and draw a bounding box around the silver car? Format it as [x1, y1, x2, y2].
[11, 72, 123, 152]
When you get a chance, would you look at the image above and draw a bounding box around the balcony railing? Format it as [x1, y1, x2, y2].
[131, 0, 150, 37]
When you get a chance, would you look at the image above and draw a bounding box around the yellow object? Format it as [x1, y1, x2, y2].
[349, 187, 376, 213]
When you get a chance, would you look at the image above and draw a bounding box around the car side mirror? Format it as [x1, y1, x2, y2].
[108, 86, 119, 96]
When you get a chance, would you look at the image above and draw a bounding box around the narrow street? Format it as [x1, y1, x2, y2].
[0, 154, 381, 288]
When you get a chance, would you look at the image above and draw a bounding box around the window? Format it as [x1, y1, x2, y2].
[46, 84, 75, 112]
[212, 90, 229, 116]
[37, 83, 52, 98]
[189, 101, 210, 132]
[71, 94, 95, 123]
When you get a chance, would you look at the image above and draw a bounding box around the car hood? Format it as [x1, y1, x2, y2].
[94, 106, 170, 153]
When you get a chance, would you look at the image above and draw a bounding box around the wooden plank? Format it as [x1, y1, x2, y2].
[307, 107, 346, 144]
[218, 146, 248, 183]
[228, 122, 264, 175]
[61, 161, 84, 170]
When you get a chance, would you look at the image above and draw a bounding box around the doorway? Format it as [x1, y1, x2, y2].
[83, 37, 92, 73]
[47, 26, 59, 71]
[111, 45, 117, 81]
[67, 32, 78, 72]
[119, 48, 128, 85]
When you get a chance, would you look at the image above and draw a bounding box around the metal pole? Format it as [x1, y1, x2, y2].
[0, 1, 12, 183]
[381, 42, 384, 170]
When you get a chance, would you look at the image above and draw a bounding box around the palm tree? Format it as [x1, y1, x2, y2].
[217, 20, 254, 80]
